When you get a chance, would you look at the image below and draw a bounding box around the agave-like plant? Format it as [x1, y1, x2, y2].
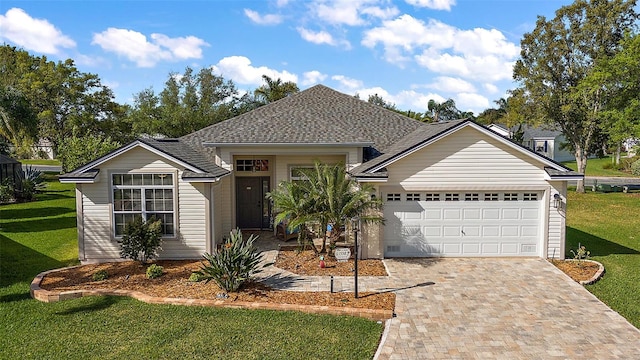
[17, 165, 46, 201]
[196, 229, 269, 292]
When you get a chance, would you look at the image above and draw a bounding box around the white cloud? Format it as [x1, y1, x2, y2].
[92, 28, 208, 67]
[244, 9, 283, 25]
[302, 70, 327, 86]
[456, 92, 490, 112]
[405, 0, 456, 11]
[426, 76, 475, 93]
[0, 8, 75, 54]
[297, 27, 336, 45]
[332, 75, 363, 89]
[483, 83, 499, 94]
[363, 15, 518, 82]
[276, 0, 290, 6]
[311, 0, 399, 26]
[211, 56, 298, 85]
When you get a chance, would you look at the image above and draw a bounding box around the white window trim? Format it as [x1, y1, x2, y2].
[111, 173, 177, 239]
[289, 165, 314, 181]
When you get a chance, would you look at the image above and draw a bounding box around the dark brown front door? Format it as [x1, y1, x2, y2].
[236, 177, 270, 229]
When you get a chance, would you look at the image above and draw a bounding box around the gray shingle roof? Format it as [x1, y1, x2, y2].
[181, 84, 423, 152]
[0, 154, 20, 164]
[139, 138, 229, 178]
[350, 119, 469, 176]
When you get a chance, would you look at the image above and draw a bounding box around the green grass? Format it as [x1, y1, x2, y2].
[566, 191, 640, 329]
[0, 179, 383, 359]
[19, 159, 61, 166]
[562, 156, 637, 177]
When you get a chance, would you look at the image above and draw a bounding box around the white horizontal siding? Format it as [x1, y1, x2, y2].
[218, 146, 357, 171]
[80, 145, 208, 262]
[386, 126, 548, 189]
[547, 181, 566, 259]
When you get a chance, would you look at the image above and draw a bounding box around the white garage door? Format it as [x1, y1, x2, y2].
[383, 191, 543, 257]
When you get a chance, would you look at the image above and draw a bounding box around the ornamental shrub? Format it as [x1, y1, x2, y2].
[118, 216, 163, 264]
[92, 269, 108, 281]
[631, 159, 640, 176]
[146, 264, 164, 279]
[195, 229, 269, 292]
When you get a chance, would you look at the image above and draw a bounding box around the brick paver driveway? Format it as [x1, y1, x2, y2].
[373, 258, 640, 359]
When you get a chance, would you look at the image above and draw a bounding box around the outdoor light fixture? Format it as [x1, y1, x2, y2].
[553, 193, 562, 209]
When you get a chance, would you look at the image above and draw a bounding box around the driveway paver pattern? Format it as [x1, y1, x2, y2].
[375, 258, 640, 359]
[254, 235, 640, 359]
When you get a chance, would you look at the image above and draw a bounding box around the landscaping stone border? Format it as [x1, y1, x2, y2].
[578, 259, 605, 285]
[30, 267, 393, 322]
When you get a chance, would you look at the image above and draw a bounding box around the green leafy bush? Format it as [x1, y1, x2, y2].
[196, 229, 269, 292]
[0, 181, 14, 203]
[631, 159, 640, 176]
[92, 269, 108, 281]
[118, 216, 163, 264]
[188, 272, 204, 282]
[146, 264, 164, 279]
[570, 243, 591, 268]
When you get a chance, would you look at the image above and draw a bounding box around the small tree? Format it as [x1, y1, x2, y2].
[196, 229, 268, 292]
[58, 133, 120, 172]
[118, 216, 163, 264]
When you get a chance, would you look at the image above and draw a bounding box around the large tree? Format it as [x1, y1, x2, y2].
[426, 99, 462, 122]
[0, 45, 125, 162]
[513, 0, 638, 192]
[129, 67, 242, 138]
[254, 75, 299, 104]
[0, 86, 38, 157]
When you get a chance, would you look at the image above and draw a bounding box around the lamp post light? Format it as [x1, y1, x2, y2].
[352, 216, 359, 299]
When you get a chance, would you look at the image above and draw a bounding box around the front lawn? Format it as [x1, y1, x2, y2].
[0, 178, 383, 359]
[19, 159, 62, 166]
[566, 191, 640, 328]
[562, 156, 637, 177]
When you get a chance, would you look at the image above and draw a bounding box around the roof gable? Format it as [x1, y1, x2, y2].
[350, 120, 581, 179]
[60, 138, 229, 183]
[181, 85, 423, 152]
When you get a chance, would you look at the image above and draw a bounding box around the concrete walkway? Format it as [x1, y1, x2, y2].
[252, 233, 640, 359]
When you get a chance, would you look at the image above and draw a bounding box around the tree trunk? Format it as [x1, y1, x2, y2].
[575, 147, 588, 193]
[615, 145, 621, 165]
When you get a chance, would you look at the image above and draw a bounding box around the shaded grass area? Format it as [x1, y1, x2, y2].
[0, 179, 383, 359]
[566, 191, 640, 328]
[562, 156, 637, 177]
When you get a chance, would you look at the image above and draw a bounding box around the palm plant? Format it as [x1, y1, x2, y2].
[254, 75, 299, 104]
[269, 162, 384, 254]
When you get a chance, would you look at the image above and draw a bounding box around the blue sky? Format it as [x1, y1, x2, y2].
[0, 0, 572, 115]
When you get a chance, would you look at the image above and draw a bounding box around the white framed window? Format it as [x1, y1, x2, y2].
[386, 193, 401, 201]
[523, 193, 538, 201]
[484, 193, 498, 201]
[406, 193, 421, 201]
[465, 193, 479, 201]
[112, 173, 175, 237]
[504, 193, 518, 201]
[290, 166, 313, 181]
[444, 193, 459, 201]
[425, 193, 440, 201]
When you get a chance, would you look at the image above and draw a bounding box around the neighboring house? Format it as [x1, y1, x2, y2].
[488, 123, 575, 163]
[60, 85, 582, 263]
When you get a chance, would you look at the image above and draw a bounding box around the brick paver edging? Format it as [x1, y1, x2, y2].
[30, 267, 392, 321]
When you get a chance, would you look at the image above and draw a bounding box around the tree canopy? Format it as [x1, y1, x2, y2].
[513, 0, 639, 192]
[254, 75, 299, 104]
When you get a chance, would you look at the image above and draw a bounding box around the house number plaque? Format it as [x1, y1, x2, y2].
[334, 248, 351, 262]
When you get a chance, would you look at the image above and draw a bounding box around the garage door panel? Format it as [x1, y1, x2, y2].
[501, 226, 519, 236]
[463, 208, 481, 219]
[443, 209, 461, 219]
[383, 191, 543, 257]
[521, 208, 539, 220]
[482, 209, 500, 220]
[502, 208, 520, 220]
[462, 243, 480, 254]
[501, 243, 519, 254]
[483, 226, 500, 237]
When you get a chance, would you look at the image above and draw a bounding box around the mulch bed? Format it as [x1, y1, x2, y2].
[39, 259, 395, 311]
[274, 246, 388, 276]
[551, 260, 601, 283]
